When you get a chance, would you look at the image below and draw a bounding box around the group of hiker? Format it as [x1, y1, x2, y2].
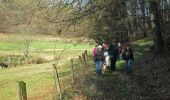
[92, 41, 134, 75]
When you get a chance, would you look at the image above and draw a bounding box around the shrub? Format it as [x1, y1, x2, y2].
[28, 56, 49, 64]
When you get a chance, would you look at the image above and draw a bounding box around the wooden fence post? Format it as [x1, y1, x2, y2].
[79, 56, 86, 87]
[53, 64, 62, 100]
[8, 56, 11, 67]
[84, 50, 88, 61]
[70, 59, 75, 85]
[82, 53, 86, 65]
[18, 81, 27, 100]
[79, 56, 83, 68]
[18, 57, 21, 65]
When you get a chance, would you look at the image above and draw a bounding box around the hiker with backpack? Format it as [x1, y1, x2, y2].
[122, 44, 134, 73]
[92, 45, 98, 63]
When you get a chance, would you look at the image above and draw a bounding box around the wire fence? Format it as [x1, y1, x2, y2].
[0, 76, 56, 100]
[0, 50, 92, 100]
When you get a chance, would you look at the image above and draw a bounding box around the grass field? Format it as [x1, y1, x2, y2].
[0, 34, 94, 99]
[0, 33, 94, 65]
[0, 33, 153, 99]
[0, 60, 76, 99]
[0, 33, 93, 51]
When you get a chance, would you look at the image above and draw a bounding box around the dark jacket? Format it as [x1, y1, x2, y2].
[122, 48, 134, 61]
[94, 50, 104, 61]
[108, 44, 119, 60]
[108, 44, 115, 57]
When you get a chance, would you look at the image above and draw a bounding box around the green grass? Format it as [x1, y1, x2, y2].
[135, 38, 153, 46]
[0, 41, 93, 51]
[134, 38, 153, 59]
[31, 41, 93, 50]
[0, 59, 80, 99]
[116, 60, 125, 69]
[0, 34, 93, 99]
[0, 42, 18, 51]
[0, 34, 94, 51]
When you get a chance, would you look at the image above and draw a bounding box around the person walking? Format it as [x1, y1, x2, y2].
[94, 45, 104, 75]
[108, 41, 119, 72]
[92, 45, 98, 62]
[122, 44, 134, 73]
[103, 42, 110, 68]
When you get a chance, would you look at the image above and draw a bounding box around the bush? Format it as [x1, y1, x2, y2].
[28, 56, 49, 64]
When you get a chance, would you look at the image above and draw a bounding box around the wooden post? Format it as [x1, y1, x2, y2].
[53, 64, 62, 100]
[79, 55, 83, 68]
[82, 53, 86, 65]
[18, 57, 21, 65]
[18, 81, 27, 100]
[79, 56, 86, 82]
[84, 50, 88, 61]
[70, 59, 75, 84]
[8, 56, 11, 67]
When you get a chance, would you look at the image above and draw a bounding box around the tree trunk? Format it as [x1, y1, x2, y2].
[130, 0, 138, 37]
[141, 0, 147, 37]
[150, 0, 164, 53]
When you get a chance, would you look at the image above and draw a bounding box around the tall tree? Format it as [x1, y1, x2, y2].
[141, 0, 147, 37]
[150, 0, 164, 53]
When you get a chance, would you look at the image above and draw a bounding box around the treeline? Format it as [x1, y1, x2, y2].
[0, 0, 170, 53]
